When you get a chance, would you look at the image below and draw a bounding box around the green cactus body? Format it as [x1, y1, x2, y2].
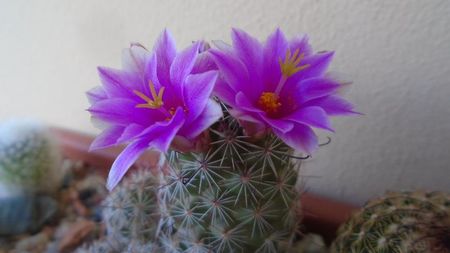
[102, 170, 165, 247]
[0, 119, 62, 194]
[331, 191, 450, 253]
[159, 114, 304, 253]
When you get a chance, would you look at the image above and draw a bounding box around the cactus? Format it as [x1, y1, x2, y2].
[0, 119, 62, 194]
[102, 169, 166, 248]
[86, 28, 358, 253]
[97, 111, 305, 253]
[75, 241, 114, 253]
[76, 239, 158, 253]
[290, 234, 328, 253]
[331, 191, 450, 253]
[75, 239, 123, 253]
[157, 111, 304, 253]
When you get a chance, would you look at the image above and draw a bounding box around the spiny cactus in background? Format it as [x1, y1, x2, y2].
[158, 112, 304, 253]
[290, 233, 328, 253]
[76, 239, 156, 253]
[331, 191, 450, 253]
[75, 240, 116, 253]
[0, 119, 62, 194]
[102, 169, 165, 249]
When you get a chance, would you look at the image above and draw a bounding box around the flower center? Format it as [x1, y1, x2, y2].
[258, 92, 282, 114]
[133, 80, 165, 109]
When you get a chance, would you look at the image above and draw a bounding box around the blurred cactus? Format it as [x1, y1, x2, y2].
[75, 239, 121, 253]
[102, 169, 166, 248]
[290, 234, 328, 253]
[125, 241, 157, 253]
[0, 119, 62, 194]
[331, 191, 450, 253]
[0, 194, 58, 236]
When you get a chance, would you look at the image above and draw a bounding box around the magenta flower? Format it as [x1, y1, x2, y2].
[210, 28, 357, 153]
[87, 30, 222, 190]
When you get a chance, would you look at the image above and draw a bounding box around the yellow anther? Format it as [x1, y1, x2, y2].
[258, 92, 282, 114]
[165, 107, 177, 121]
[279, 48, 309, 77]
[133, 81, 165, 109]
[169, 107, 176, 115]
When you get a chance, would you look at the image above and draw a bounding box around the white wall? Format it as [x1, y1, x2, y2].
[1, 0, 449, 204]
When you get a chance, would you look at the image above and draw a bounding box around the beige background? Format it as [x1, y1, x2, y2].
[1, 0, 449, 204]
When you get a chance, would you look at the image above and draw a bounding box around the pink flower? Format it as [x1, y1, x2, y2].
[210, 28, 357, 153]
[87, 30, 222, 190]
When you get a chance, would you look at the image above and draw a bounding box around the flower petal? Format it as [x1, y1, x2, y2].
[106, 108, 185, 190]
[231, 28, 263, 87]
[213, 77, 236, 106]
[88, 98, 162, 126]
[304, 95, 359, 115]
[274, 123, 318, 154]
[288, 106, 334, 131]
[263, 28, 288, 91]
[143, 53, 181, 110]
[116, 123, 146, 143]
[86, 86, 107, 104]
[286, 77, 340, 104]
[154, 29, 177, 86]
[106, 138, 149, 190]
[235, 92, 264, 113]
[286, 51, 334, 88]
[183, 70, 218, 121]
[142, 107, 186, 151]
[89, 125, 125, 151]
[229, 109, 261, 124]
[192, 50, 217, 74]
[209, 49, 251, 97]
[179, 99, 223, 139]
[260, 114, 294, 133]
[143, 52, 163, 94]
[97, 67, 142, 98]
[121, 44, 152, 75]
[229, 109, 266, 136]
[289, 34, 313, 57]
[212, 40, 233, 53]
[170, 41, 200, 86]
[301, 51, 334, 79]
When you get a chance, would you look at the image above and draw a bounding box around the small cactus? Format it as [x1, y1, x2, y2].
[331, 191, 450, 253]
[125, 241, 156, 253]
[97, 111, 305, 253]
[102, 169, 166, 246]
[290, 234, 328, 253]
[157, 112, 304, 253]
[0, 119, 62, 194]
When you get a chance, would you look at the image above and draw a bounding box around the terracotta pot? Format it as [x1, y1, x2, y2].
[51, 127, 359, 244]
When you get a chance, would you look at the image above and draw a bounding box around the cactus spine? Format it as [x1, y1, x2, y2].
[331, 191, 450, 253]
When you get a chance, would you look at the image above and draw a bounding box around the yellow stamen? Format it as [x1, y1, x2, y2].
[133, 81, 165, 109]
[258, 92, 282, 114]
[165, 107, 177, 121]
[279, 48, 309, 77]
